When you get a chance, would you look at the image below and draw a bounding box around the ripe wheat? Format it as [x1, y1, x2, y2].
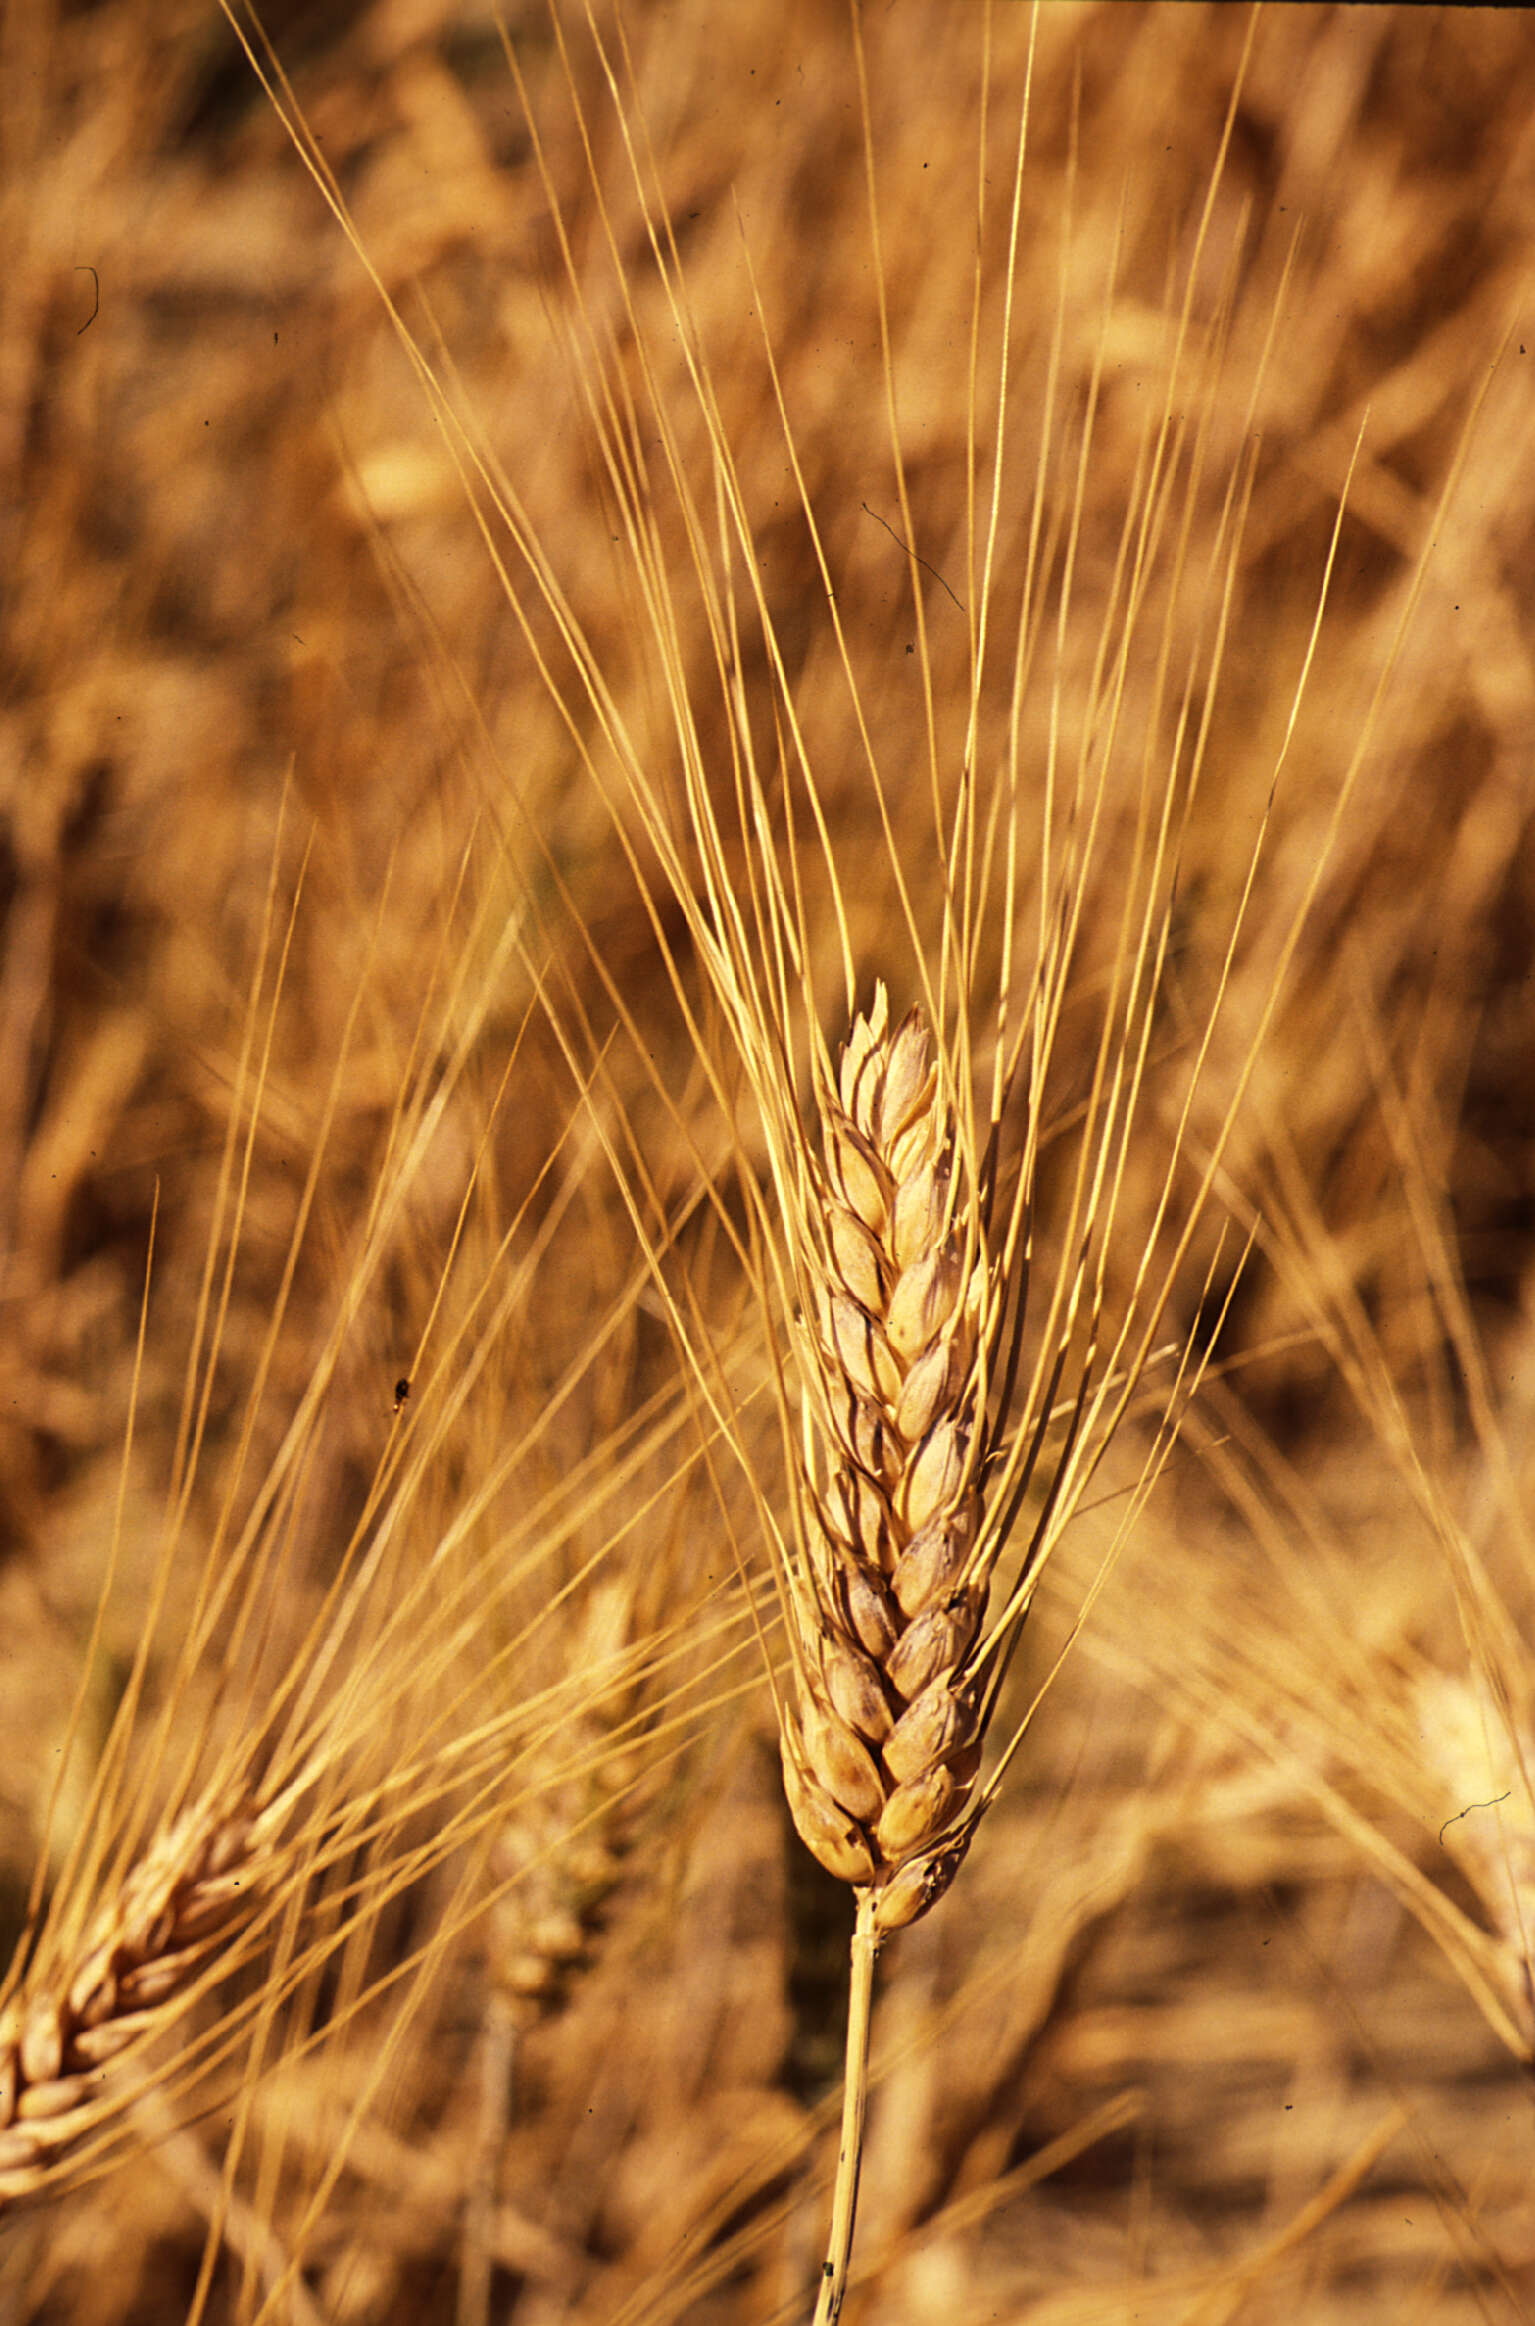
[13, 7, 1521, 2323]
[780, 989, 1000, 1941]
[0, 1792, 266, 2204]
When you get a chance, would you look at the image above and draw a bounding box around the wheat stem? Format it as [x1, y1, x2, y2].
[458, 1991, 518, 2326]
[811, 1892, 879, 2326]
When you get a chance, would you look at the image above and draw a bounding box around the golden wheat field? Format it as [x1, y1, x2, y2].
[3, 2, 1535, 2321]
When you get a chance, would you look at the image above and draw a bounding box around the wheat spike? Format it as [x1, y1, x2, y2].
[779, 987, 1002, 1944]
[0, 1791, 266, 2204]
[486, 1583, 654, 2025]
[456, 1578, 677, 2326]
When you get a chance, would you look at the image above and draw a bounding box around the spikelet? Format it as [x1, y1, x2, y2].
[778, 986, 1005, 1939]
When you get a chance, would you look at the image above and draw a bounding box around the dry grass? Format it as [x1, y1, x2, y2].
[3, 3, 1535, 2323]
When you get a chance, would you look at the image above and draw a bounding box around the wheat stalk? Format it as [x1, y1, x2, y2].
[487, 1609, 654, 2029]
[451, 19, 1303, 2305]
[208, 9, 1511, 2316]
[770, 986, 1022, 2323]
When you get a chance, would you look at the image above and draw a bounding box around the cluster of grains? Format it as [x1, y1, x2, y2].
[781, 992, 996, 1937]
[0, 1795, 261, 2203]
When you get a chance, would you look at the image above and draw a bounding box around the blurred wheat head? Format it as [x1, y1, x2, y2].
[1132, 1047, 1535, 2075]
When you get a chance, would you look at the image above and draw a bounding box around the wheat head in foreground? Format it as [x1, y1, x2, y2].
[780, 990, 997, 1946]
[777, 985, 1036, 2326]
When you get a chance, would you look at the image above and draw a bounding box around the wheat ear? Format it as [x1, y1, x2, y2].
[0, 1790, 268, 2204]
[775, 987, 1013, 2323]
[460, 1581, 661, 2326]
[781, 990, 998, 1943]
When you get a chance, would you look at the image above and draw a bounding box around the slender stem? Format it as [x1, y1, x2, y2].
[811, 1890, 880, 2326]
[459, 1992, 518, 2326]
